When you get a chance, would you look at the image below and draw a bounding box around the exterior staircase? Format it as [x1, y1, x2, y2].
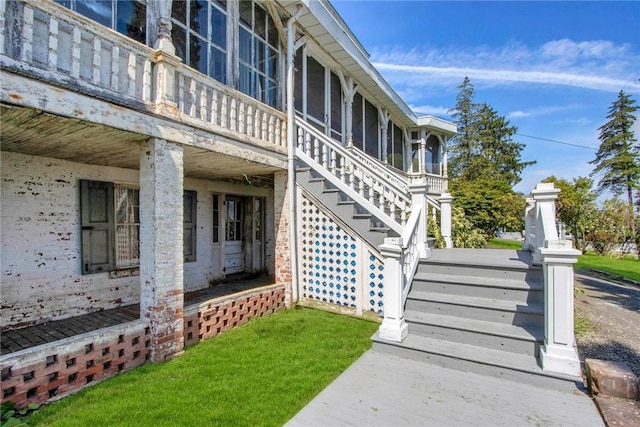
[296, 166, 396, 249]
[372, 248, 583, 392]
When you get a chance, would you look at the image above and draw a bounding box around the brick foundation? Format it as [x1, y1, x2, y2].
[1, 285, 286, 409]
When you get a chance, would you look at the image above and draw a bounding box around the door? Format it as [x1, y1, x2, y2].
[224, 196, 245, 274]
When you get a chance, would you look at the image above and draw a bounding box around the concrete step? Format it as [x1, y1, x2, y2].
[412, 272, 544, 304]
[405, 311, 542, 357]
[371, 333, 582, 393]
[405, 291, 544, 327]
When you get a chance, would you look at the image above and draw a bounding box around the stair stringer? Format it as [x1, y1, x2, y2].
[295, 185, 385, 320]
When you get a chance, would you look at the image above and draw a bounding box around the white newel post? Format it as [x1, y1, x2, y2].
[440, 193, 453, 249]
[522, 197, 535, 251]
[530, 183, 560, 265]
[378, 238, 408, 342]
[409, 180, 431, 259]
[539, 240, 582, 376]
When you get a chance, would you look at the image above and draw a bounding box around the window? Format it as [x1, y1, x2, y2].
[212, 194, 220, 243]
[171, 0, 227, 83]
[225, 197, 243, 241]
[238, 1, 280, 108]
[80, 180, 196, 274]
[352, 93, 380, 158]
[387, 122, 404, 170]
[55, 0, 147, 45]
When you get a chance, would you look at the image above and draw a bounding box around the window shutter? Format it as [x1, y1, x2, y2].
[80, 180, 115, 274]
[183, 190, 197, 262]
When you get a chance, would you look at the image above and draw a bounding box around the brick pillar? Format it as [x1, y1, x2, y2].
[139, 138, 184, 362]
[274, 170, 293, 307]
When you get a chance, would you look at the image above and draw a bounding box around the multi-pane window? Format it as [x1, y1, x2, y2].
[80, 180, 196, 274]
[212, 194, 220, 243]
[387, 122, 405, 170]
[55, 0, 147, 44]
[238, 1, 280, 108]
[171, 0, 227, 83]
[225, 197, 243, 241]
[352, 93, 380, 158]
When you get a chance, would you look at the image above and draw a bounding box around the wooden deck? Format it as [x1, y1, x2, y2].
[1, 274, 274, 355]
[286, 351, 604, 427]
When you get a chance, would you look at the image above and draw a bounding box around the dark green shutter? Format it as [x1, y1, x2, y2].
[80, 180, 115, 274]
[184, 190, 197, 262]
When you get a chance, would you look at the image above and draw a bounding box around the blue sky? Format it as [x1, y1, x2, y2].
[331, 0, 640, 196]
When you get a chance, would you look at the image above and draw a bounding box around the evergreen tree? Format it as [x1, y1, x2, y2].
[448, 77, 480, 179]
[589, 90, 639, 251]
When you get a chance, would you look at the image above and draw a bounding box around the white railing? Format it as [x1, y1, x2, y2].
[523, 182, 581, 377]
[295, 118, 410, 235]
[1, 0, 286, 151]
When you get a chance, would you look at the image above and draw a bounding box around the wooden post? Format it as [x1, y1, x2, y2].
[378, 238, 408, 342]
[440, 193, 453, 249]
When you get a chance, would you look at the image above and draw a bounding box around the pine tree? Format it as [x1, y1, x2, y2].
[448, 77, 480, 178]
[589, 90, 639, 251]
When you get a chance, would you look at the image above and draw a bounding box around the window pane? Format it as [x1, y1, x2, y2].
[294, 52, 302, 112]
[213, 195, 219, 243]
[210, 6, 226, 49]
[267, 46, 277, 79]
[267, 14, 278, 48]
[171, 25, 187, 62]
[254, 198, 262, 241]
[239, 64, 254, 97]
[116, 1, 146, 44]
[257, 39, 266, 72]
[191, 34, 207, 74]
[364, 99, 378, 157]
[254, 4, 266, 40]
[307, 56, 325, 122]
[266, 79, 278, 108]
[115, 187, 139, 269]
[210, 46, 226, 83]
[239, 1, 252, 27]
[239, 27, 252, 64]
[191, 0, 208, 38]
[172, 0, 187, 24]
[353, 93, 363, 148]
[330, 72, 342, 136]
[393, 124, 404, 170]
[76, 1, 112, 28]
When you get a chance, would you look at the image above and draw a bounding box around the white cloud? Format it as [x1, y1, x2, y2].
[506, 104, 581, 120]
[370, 39, 640, 94]
[408, 104, 452, 116]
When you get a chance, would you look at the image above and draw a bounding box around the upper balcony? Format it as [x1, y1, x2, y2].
[0, 0, 288, 175]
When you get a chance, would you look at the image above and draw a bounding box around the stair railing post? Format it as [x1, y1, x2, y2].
[439, 193, 453, 249]
[409, 179, 430, 259]
[522, 197, 535, 251]
[539, 240, 582, 377]
[378, 238, 408, 342]
[530, 183, 560, 265]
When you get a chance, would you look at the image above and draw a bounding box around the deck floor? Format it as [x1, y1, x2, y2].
[286, 350, 604, 427]
[1, 274, 274, 355]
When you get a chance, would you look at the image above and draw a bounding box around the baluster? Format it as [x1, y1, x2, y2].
[48, 18, 58, 71]
[92, 38, 101, 85]
[281, 121, 287, 147]
[230, 98, 237, 131]
[178, 74, 185, 113]
[368, 180, 375, 206]
[0, 0, 6, 56]
[110, 45, 119, 91]
[313, 137, 320, 163]
[200, 85, 207, 121]
[268, 116, 275, 144]
[358, 172, 365, 198]
[261, 111, 268, 141]
[349, 163, 356, 191]
[275, 119, 282, 146]
[71, 27, 81, 79]
[400, 198, 407, 226]
[210, 90, 218, 125]
[247, 105, 254, 136]
[191, 79, 199, 117]
[330, 150, 337, 176]
[142, 58, 151, 102]
[21, 5, 34, 63]
[321, 142, 328, 169]
[297, 126, 304, 150]
[221, 95, 228, 128]
[339, 156, 345, 182]
[390, 198, 396, 223]
[238, 101, 246, 135]
[379, 187, 385, 214]
[254, 109, 260, 138]
[127, 52, 136, 98]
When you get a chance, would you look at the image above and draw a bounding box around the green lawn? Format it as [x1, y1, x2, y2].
[576, 253, 640, 282]
[485, 238, 522, 250]
[30, 307, 379, 427]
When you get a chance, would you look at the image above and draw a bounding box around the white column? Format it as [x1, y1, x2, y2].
[539, 240, 582, 377]
[140, 138, 184, 362]
[149, 0, 175, 53]
[339, 72, 356, 148]
[439, 193, 453, 249]
[378, 238, 408, 342]
[378, 108, 390, 164]
[409, 180, 430, 259]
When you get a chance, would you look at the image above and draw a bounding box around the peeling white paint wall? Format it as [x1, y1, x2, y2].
[1, 152, 276, 329]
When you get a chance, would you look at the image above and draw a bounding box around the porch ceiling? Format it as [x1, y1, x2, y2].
[0, 105, 282, 180]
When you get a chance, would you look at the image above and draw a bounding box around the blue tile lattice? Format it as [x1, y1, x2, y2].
[299, 192, 384, 315]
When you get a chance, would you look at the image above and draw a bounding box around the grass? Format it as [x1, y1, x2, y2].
[30, 307, 379, 427]
[485, 238, 522, 250]
[574, 305, 595, 340]
[576, 253, 640, 282]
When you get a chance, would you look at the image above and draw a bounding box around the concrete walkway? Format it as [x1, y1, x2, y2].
[286, 350, 604, 427]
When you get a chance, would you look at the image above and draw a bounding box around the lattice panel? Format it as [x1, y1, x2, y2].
[299, 195, 358, 307]
[367, 252, 385, 315]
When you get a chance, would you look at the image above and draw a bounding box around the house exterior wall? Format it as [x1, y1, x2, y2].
[1, 151, 276, 330]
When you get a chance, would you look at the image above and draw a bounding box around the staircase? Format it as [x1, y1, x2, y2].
[372, 248, 583, 392]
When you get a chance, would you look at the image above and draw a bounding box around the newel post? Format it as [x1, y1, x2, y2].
[378, 238, 408, 342]
[530, 183, 560, 265]
[539, 240, 582, 377]
[409, 179, 431, 259]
